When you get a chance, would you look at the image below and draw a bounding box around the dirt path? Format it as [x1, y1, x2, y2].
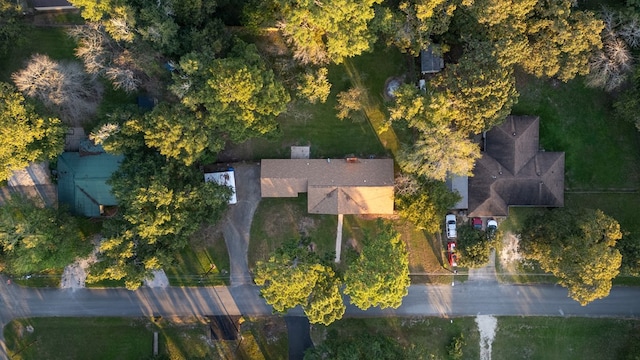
[476, 315, 498, 360]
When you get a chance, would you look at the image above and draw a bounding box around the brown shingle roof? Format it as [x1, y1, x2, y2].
[468, 116, 564, 217]
[261, 158, 394, 215]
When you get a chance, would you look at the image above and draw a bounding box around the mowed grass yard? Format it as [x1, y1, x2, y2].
[493, 317, 640, 360]
[221, 39, 404, 160]
[513, 72, 640, 190]
[313, 316, 640, 360]
[4, 316, 288, 360]
[250, 197, 453, 282]
[6, 316, 639, 359]
[0, 28, 77, 83]
[501, 72, 640, 283]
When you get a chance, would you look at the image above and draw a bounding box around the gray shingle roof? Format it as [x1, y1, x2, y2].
[468, 116, 564, 217]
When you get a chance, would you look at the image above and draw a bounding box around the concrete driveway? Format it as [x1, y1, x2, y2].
[220, 163, 261, 286]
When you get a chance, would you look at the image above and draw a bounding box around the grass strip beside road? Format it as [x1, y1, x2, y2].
[4, 317, 289, 360]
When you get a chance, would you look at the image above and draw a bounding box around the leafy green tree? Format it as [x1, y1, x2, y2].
[456, 225, 492, 268]
[67, 0, 119, 21]
[276, 0, 383, 64]
[344, 221, 410, 310]
[375, 0, 456, 55]
[170, 39, 290, 149]
[254, 239, 345, 325]
[136, 0, 180, 54]
[395, 174, 460, 234]
[519, 2, 603, 81]
[0, 0, 25, 57]
[87, 151, 231, 290]
[614, 67, 640, 132]
[335, 86, 366, 121]
[0, 195, 91, 275]
[519, 208, 623, 306]
[434, 39, 519, 134]
[389, 86, 481, 180]
[297, 67, 331, 104]
[141, 103, 223, 166]
[460, 0, 603, 82]
[0, 82, 65, 181]
[398, 122, 481, 181]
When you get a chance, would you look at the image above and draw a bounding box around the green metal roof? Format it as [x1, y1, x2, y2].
[57, 152, 123, 217]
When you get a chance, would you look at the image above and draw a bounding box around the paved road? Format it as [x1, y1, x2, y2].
[2, 281, 640, 357]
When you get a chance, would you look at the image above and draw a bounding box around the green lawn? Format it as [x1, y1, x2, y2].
[164, 224, 231, 286]
[493, 317, 640, 360]
[513, 72, 640, 190]
[249, 196, 339, 269]
[4, 316, 289, 360]
[311, 317, 480, 359]
[314, 316, 640, 360]
[0, 27, 76, 83]
[223, 45, 405, 160]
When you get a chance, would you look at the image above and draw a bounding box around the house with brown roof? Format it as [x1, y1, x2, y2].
[467, 116, 565, 217]
[261, 158, 395, 215]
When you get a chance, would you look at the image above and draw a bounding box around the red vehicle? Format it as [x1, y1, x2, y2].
[471, 217, 482, 230]
[447, 242, 458, 268]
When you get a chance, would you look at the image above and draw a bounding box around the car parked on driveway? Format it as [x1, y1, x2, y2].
[446, 214, 457, 239]
[471, 217, 482, 230]
[486, 219, 498, 240]
[447, 241, 458, 268]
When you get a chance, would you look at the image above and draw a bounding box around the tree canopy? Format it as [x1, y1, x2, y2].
[344, 221, 410, 310]
[395, 174, 460, 234]
[275, 0, 383, 65]
[456, 225, 492, 268]
[164, 39, 290, 164]
[519, 208, 623, 306]
[0, 195, 91, 275]
[87, 150, 231, 290]
[0, 82, 65, 181]
[254, 238, 345, 325]
[0, 0, 25, 57]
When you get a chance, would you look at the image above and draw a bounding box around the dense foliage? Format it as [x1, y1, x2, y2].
[344, 221, 410, 310]
[256, 221, 411, 325]
[456, 225, 493, 269]
[87, 150, 231, 290]
[254, 238, 345, 326]
[395, 175, 460, 234]
[519, 208, 623, 306]
[0, 0, 25, 57]
[0, 196, 91, 275]
[0, 82, 65, 181]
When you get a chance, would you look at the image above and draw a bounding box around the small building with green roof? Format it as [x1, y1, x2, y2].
[57, 152, 124, 217]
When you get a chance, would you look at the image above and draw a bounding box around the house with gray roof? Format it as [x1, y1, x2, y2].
[260, 158, 395, 215]
[467, 116, 565, 217]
